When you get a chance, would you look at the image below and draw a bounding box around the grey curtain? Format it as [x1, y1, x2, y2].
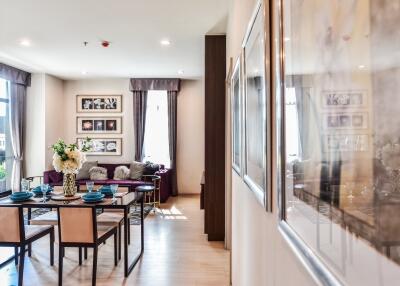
[133, 91, 148, 162]
[8, 83, 26, 192]
[0, 63, 30, 192]
[167, 91, 178, 196]
[130, 78, 180, 92]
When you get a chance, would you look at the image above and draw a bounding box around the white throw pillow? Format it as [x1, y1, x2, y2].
[89, 166, 108, 180]
[114, 166, 130, 180]
[76, 161, 98, 180]
[130, 161, 145, 180]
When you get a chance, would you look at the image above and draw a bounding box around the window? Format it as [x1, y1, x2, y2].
[0, 79, 11, 193]
[142, 90, 170, 168]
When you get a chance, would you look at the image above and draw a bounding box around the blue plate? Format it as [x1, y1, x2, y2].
[83, 192, 102, 198]
[32, 186, 53, 195]
[10, 192, 33, 202]
[82, 194, 105, 203]
[12, 191, 31, 197]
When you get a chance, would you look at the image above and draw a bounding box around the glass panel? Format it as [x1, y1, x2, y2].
[244, 7, 266, 195]
[232, 62, 241, 171]
[143, 90, 170, 168]
[283, 0, 400, 284]
[0, 79, 11, 193]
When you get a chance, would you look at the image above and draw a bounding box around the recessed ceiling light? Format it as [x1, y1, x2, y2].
[358, 65, 365, 69]
[178, 70, 184, 75]
[20, 39, 31, 47]
[81, 70, 88, 75]
[160, 39, 171, 46]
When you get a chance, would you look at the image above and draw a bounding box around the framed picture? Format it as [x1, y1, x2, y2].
[231, 57, 242, 175]
[322, 112, 368, 130]
[77, 95, 122, 113]
[321, 90, 367, 108]
[242, 0, 271, 211]
[323, 134, 369, 152]
[77, 138, 122, 156]
[77, 117, 122, 134]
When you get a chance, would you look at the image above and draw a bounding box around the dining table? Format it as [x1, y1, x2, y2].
[0, 191, 145, 277]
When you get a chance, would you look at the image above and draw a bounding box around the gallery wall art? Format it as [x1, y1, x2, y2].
[77, 95, 122, 113]
[77, 138, 122, 156]
[77, 116, 122, 134]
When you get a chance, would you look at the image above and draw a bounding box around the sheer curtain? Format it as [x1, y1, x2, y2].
[0, 63, 30, 192]
[142, 91, 170, 167]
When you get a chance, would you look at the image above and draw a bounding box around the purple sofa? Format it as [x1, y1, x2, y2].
[44, 163, 172, 203]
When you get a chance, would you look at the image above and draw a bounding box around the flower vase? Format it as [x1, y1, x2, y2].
[63, 173, 76, 197]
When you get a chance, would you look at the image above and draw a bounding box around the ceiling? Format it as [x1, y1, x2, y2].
[0, 0, 228, 80]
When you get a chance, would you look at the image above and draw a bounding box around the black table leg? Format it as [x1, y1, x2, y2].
[124, 196, 144, 277]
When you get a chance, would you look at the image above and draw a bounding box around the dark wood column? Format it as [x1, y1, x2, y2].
[204, 35, 226, 241]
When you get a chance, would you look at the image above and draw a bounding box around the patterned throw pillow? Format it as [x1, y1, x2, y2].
[89, 166, 108, 180]
[76, 161, 98, 180]
[114, 166, 130, 180]
[130, 161, 145, 180]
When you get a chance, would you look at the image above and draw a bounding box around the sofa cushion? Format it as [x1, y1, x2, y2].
[76, 161, 98, 180]
[130, 161, 145, 180]
[49, 171, 63, 183]
[89, 166, 108, 180]
[114, 165, 130, 180]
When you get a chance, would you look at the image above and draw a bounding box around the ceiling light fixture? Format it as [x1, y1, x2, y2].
[161, 39, 171, 46]
[358, 65, 365, 69]
[178, 70, 184, 75]
[81, 70, 88, 75]
[20, 39, 31, 47]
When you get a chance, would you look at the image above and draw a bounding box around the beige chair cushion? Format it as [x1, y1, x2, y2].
[30, 211, 58, 225]
[0, 207, 20, 242]
[97, 225, 115, 239]
[25, 225, 52, 240]
[97, 212, 124, 226]
[59, 208, 94, 243]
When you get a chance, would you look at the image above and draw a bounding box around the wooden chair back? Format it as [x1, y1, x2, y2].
[0, 205, 24, 243]
[58, 206, 97, 244]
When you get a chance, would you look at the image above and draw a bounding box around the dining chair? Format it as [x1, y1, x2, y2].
[57, 206, 118, 286]
[0, 205, 54, 286]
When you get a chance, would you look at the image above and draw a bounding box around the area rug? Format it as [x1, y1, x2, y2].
[25, 206, 152, 226]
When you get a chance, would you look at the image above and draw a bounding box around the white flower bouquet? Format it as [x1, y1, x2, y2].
[51, 138, 91, 174]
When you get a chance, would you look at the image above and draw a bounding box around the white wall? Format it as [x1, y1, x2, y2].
[25, 73, 65, 176]
[177, 79, 204, 194]
[44, 74, 64, 170]
[25, 74, 46, 177]
[226, 0, 317, 285]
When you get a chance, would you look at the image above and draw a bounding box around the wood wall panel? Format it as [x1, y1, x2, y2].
[204, 35, 226, 241]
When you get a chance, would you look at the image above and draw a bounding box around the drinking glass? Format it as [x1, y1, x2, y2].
[41, 184, 49, 202]
[110, 184, 118, 200]
[86, 181, 94, 193]
[21, 179, 29, 192]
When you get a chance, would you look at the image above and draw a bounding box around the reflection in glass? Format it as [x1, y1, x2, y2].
[232, 61, 241, 172]
[244, 6, 266, 195]
[282, 0, 400, 284]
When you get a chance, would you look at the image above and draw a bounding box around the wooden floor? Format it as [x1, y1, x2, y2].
[0, 195, 230, 286]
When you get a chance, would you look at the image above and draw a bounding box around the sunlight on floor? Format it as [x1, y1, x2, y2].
[158, 204, 188, 220]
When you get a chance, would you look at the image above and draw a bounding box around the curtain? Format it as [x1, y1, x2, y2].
[8, 83, 26, 192]
[133, 91, 148, 162]
[0, 63, 30, 192]
[167, 91, 178, 196]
